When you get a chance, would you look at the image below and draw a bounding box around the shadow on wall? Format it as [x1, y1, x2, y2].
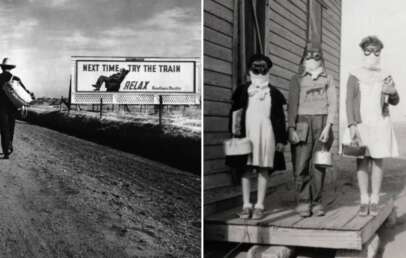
[20, 110, 201, 174]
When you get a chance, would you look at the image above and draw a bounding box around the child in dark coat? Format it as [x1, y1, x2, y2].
[230, 54, 287, 220]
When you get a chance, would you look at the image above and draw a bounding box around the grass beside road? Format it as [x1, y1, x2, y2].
[21, 108, 201, 174]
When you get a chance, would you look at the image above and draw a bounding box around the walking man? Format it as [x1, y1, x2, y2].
[0, 58, 34, 159]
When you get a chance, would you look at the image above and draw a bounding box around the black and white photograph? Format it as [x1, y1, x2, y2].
[204, 0, 406, 258]
[0, 0, 201, 257]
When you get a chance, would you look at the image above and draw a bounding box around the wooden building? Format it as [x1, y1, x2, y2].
[204, 0, 342, 215]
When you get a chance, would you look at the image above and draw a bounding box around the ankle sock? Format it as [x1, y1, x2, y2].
[360, 194, 370, 204]
[370, 194, 379, 204]
[243, 203, 253, 209]
[254, 203, 264, 210]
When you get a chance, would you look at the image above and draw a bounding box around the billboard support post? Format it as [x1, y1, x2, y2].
[158, 95, 163, 127]
[68, 76, 72, 113]
[99, 98, 103, 119]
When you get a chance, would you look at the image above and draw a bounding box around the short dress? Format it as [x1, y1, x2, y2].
[245, 83, 276, 168]
[344, 68, 399, 158]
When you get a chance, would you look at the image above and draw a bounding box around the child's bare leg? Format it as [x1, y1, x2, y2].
[242, 170, 252, 209]
[371, 158, 383, 204]
[255, 168, 269, 209]
[357, 158, 370, 204]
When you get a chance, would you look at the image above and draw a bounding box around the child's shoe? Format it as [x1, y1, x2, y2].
[369, 203, 379, 216]
[312, 204, 325, 216]
[251, 208, 265, 220]
[296, 203, 311, 217]
[238, 207, 252, 219]
[358, 204, 369, 217]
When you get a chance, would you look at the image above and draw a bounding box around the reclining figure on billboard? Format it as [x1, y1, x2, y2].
[92, 68, 129, 92]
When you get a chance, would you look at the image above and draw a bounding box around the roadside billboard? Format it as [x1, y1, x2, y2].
[70, 56, 200, 104]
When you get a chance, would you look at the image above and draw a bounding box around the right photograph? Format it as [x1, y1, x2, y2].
[204, 0, 406, 257]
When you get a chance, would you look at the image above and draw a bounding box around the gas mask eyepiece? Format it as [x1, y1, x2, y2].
[249, 60, 270, 75]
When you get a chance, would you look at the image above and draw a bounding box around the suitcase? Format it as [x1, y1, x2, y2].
[3, 76, 33, 108]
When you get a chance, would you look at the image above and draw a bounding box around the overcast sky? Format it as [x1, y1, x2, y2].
[0, 0, 201, 97]
[341, 0, 406, 122]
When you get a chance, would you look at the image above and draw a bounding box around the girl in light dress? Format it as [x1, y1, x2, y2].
[345, 36, 399, 216]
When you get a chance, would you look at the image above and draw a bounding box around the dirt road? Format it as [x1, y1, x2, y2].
[0, 121, 200, 258]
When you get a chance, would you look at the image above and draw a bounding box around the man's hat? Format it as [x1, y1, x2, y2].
[0, 58, 16, 69]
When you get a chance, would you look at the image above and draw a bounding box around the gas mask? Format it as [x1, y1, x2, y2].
[304, 59, 322, 72]
[249, 60, 270, 86]
[303, 51, 322, 72]
[363, 54, 381, 70]
[362, 45, 381, 70]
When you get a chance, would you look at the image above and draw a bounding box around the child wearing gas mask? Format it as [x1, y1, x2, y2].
[344, 36, 399, 216]
[230, 54, 287, 220]
[288, 44, 337, 217]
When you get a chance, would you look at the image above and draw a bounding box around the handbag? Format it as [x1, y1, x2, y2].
[224, 137, 252, 168]
[3, 75, 33, 108]
[342, 140, 367, 158]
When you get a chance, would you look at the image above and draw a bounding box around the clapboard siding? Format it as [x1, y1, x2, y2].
[205, 84, 232, 102]
[212, 0, 233, 10]
[322, 0, 342, 152]
[204, 100, 230, 117]
[290, 0, 307, 12]
[205, 172, 232, 190]
[269, 42, 302, 63]
[205, 70, 232, 89]
[205, 132, 230, 146]
[270, 21, 307, 48]
[204, 0, 234, 23]
[204, 0, 235, 201]
[269, 33, 305, 57]
[205, 116, 229, 133]
[204, 0, 342, 216]
[274, 0, 307, 23]
[204, 159, 229, 175]
[204, 27, 232, 48]
[270, 2, 307, 30]
[204, 41, 233, 62]
[204, 56, 232, 75]
[204, 12, 233, 36]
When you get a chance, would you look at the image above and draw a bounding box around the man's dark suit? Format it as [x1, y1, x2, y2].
[0, 71, 20, 155]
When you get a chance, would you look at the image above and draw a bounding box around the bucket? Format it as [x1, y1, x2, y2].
[314, 144, 332, 167]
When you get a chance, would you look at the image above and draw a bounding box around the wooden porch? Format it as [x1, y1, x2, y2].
[205, 188, 394, 251]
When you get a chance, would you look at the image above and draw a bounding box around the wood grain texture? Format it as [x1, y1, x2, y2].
[204, 0, 234, 23]
[205, 191, 393, 250]
[204, 12, 233, 36]
[204, 27, 232, 48]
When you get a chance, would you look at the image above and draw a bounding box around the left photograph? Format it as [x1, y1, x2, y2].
[0, 0, 201, 257]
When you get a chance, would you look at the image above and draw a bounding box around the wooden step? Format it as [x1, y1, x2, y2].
[205, 187, 394, 250]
